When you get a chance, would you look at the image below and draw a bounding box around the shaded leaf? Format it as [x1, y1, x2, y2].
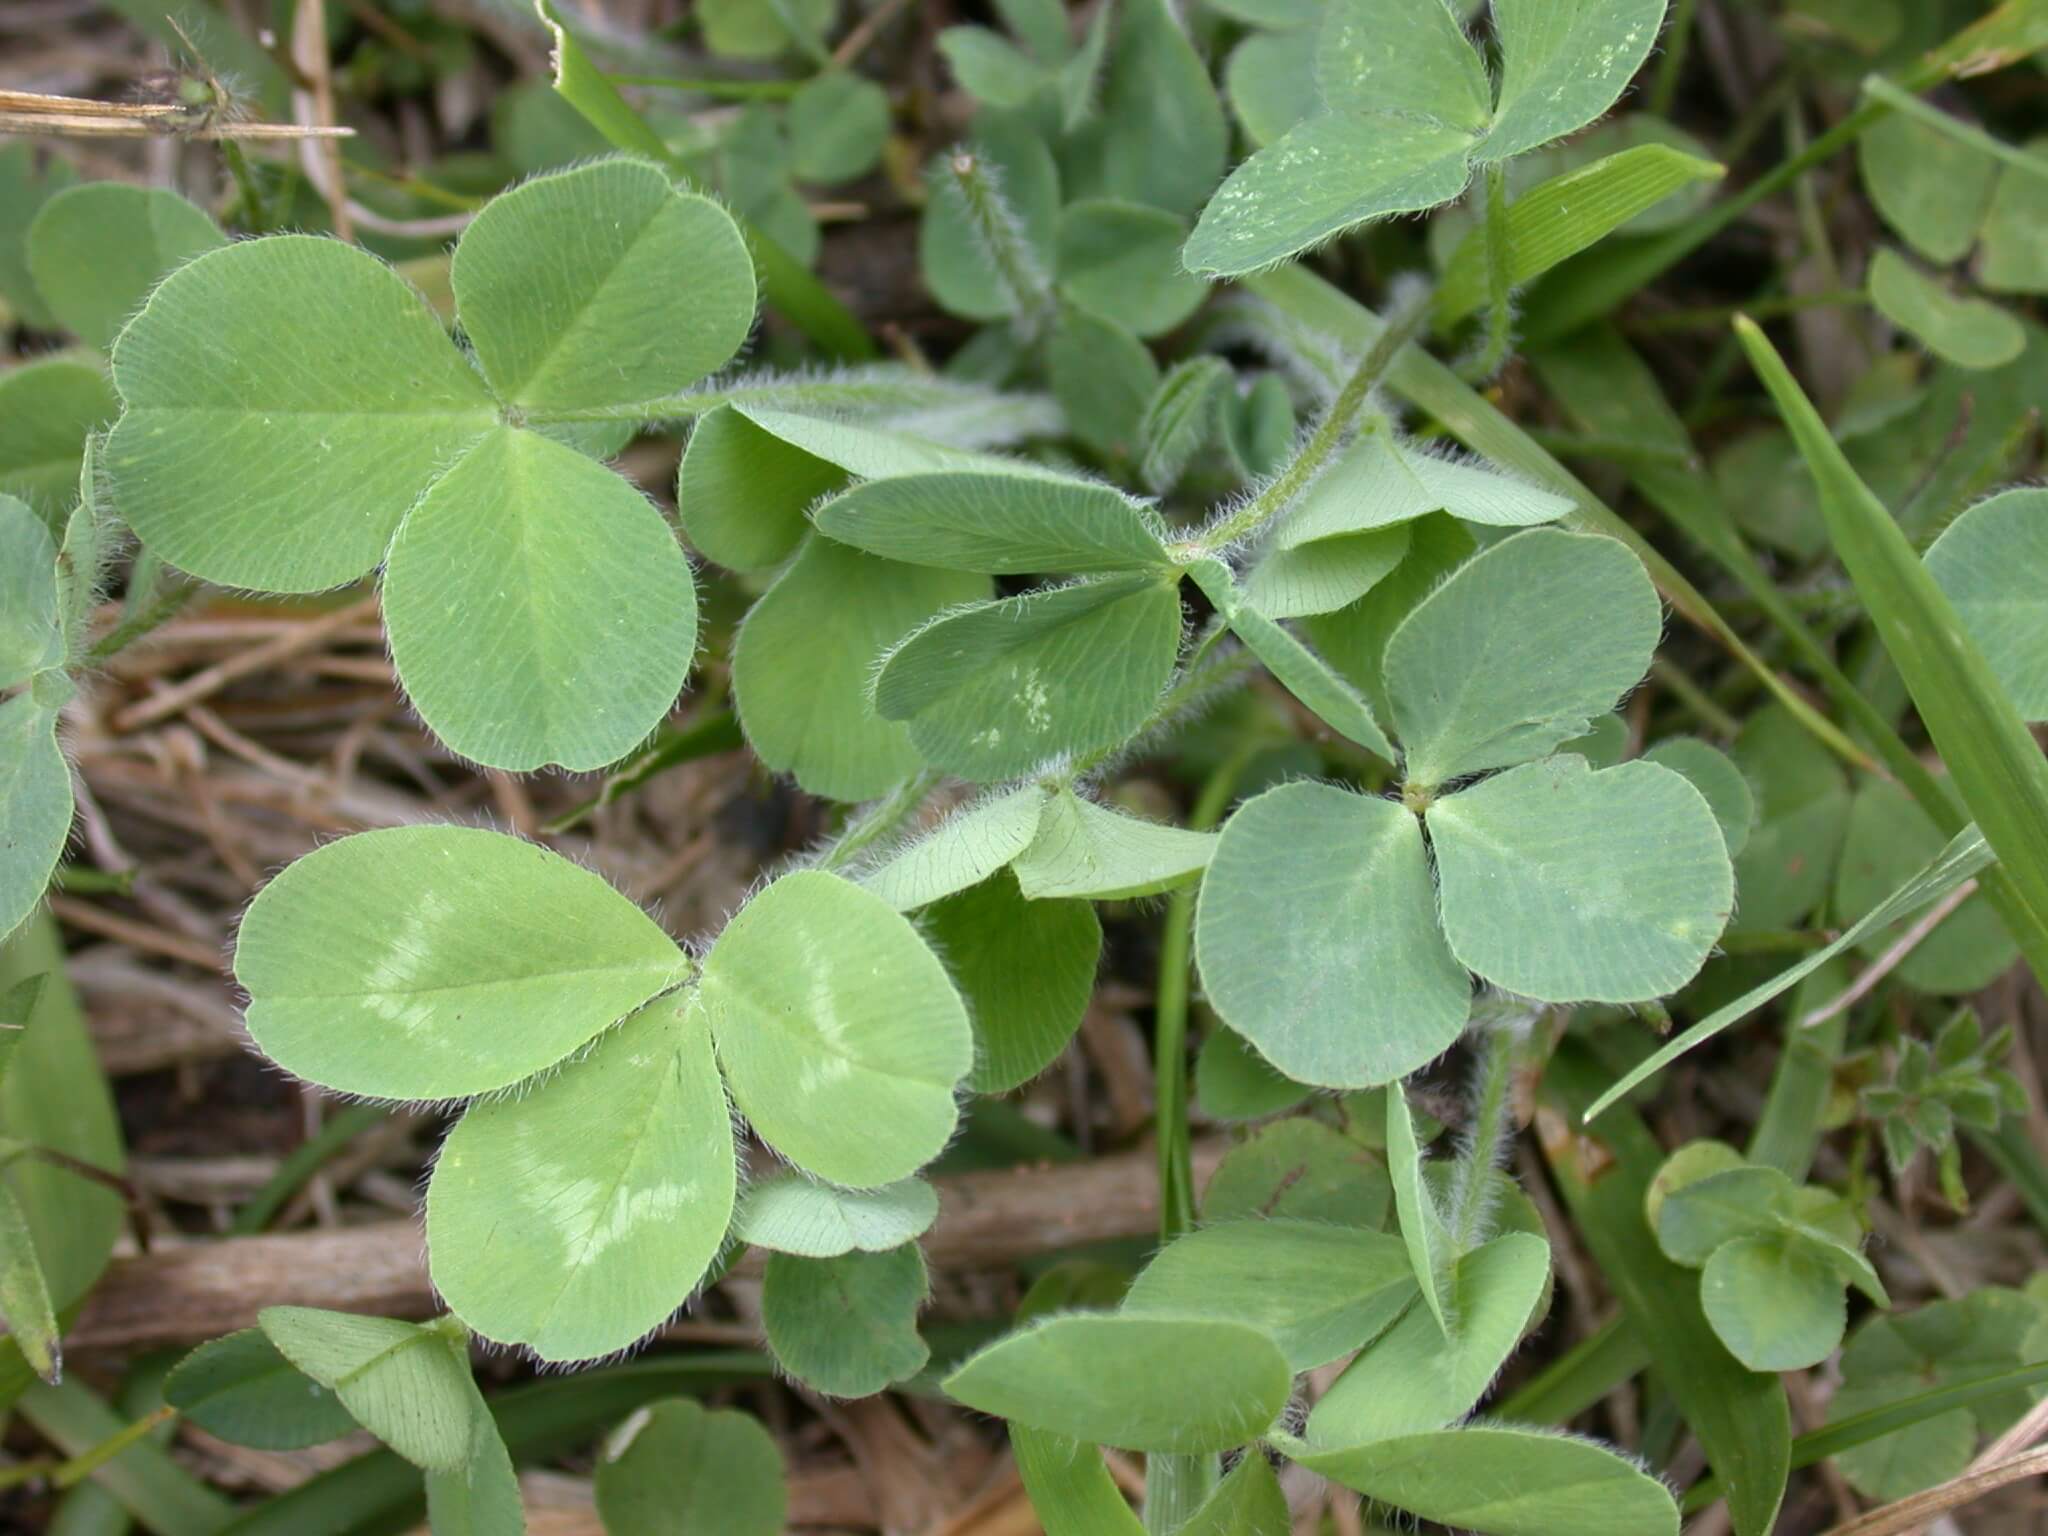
[164, 1329, 357, 1451]
[26, 183, 224, 351]
[873, 575, 1182, 781]
[735, 1173, 938, 1258]
[735, 538, 988, 801]
[762, 1244, 930, 1397]
[0, 359, 116, 521]
[925, 872, 1099, 1092]
[595, 1398, 786, 1536]
[1924, 486, 2048, 720]
[1868, 248, 2023, 370]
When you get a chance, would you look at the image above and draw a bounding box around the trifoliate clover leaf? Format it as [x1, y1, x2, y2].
[105, 157, 757, 771]
[1185, 0, 1669, 275]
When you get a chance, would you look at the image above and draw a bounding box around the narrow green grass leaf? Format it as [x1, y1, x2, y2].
[1837, 778, 2016, 993]
[1586, 822, 1994, 1120]
[1123, 1220, 1414, 1372]
[595, 1399, 786, 1536]
[427, 996, 735, 1363]
[701, 871, 971, 1189]
[1542, 1046, 1789, 1536]
[762, 1244, 930, 1396]
[234, 825, 688, 1101]
[1196, 783, 1469, 1089]
[1436, 145, 1724, 325]
[1735, 316, 2048, 985]
[18, 1377, 234, 1536]
[945, 1315, 1291, 1454]
[1286, 1425, 1678, 1536]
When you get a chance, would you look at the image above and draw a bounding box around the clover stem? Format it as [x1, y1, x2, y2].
[1462, 161, 1515, 382]
[1144, 749, 1251, 1532]
[1448, 1021, 1517, 1251]
[944, 150, 1057, 344]
[1196, 291, 1430, 553]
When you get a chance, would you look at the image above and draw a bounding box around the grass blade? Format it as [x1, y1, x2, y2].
[1541, 1045, 1790, 1536]
[1736, 317, 2048, 991]
[1681, 1359, 2048, 1514]
[1583, 824, 1994, 1122]
[19, 1378, 234, 1536]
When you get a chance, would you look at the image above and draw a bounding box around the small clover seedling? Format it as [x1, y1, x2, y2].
[102, 156, 757, 771]
[1648, 1141, 1887, 1372]
[1183, 0, 1671, 275]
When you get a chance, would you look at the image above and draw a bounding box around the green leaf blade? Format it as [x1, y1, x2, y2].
[702, 871, 971, 1189]
[944, 1315, 1291, 1454]
[427, 995, 736, 1363]
[1195, 782, 1469, 1089]
[452, 157, 755, 415]
[380, 424, 699, 772]
[234, 826, 688, 1101]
